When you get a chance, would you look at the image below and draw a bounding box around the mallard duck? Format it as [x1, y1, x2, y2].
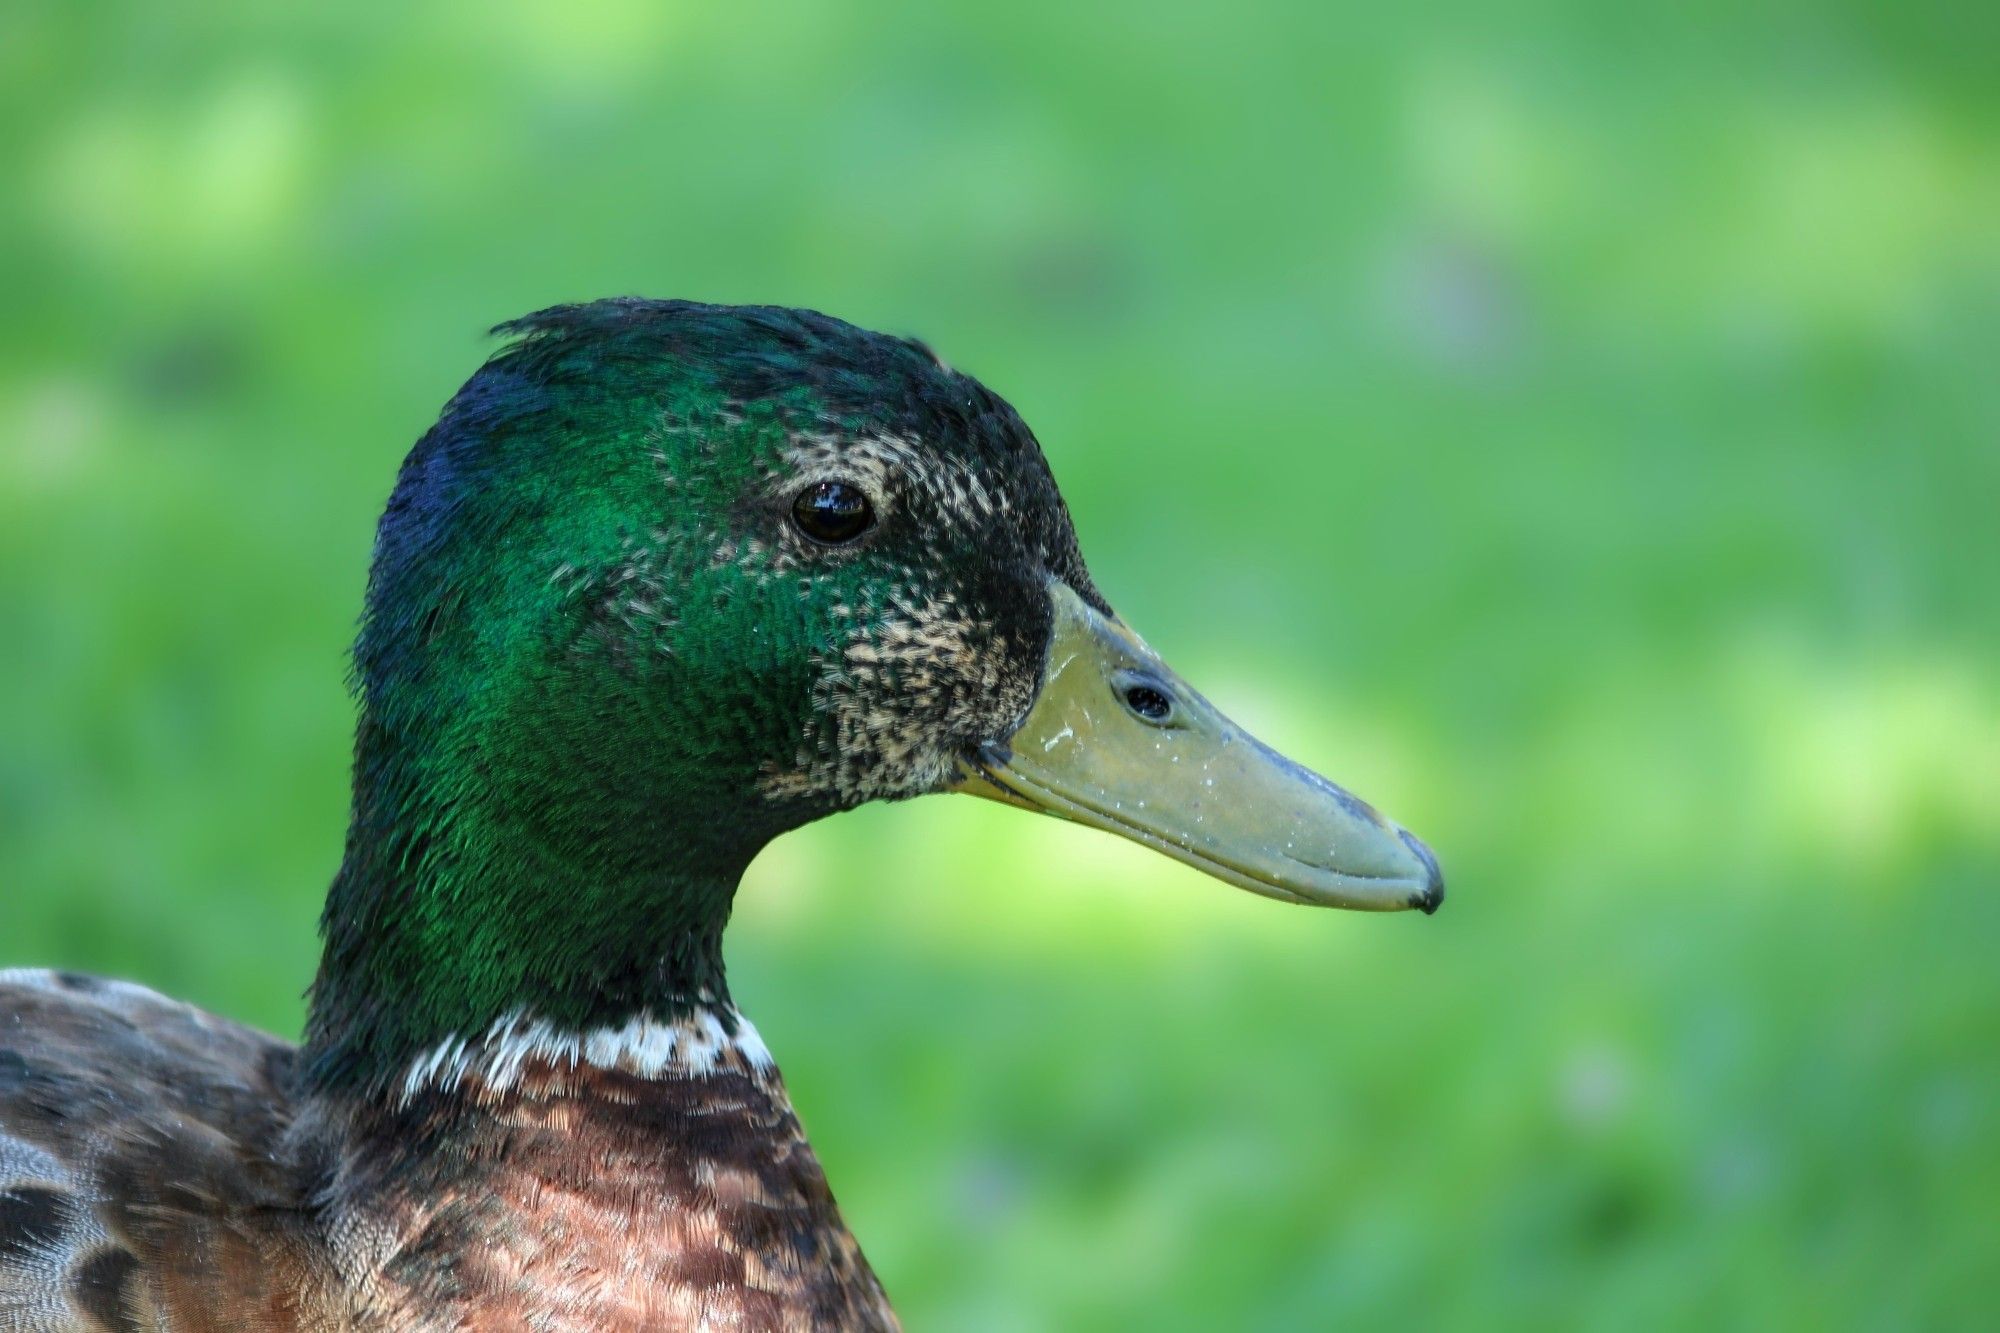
[0, 299, 1442, 1331]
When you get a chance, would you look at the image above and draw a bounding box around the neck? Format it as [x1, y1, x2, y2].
[302, 712, 790, 1099]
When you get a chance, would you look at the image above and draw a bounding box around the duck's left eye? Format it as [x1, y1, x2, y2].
[792, 481, 875, 545]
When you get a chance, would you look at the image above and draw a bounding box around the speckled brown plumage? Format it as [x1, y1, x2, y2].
[0, 969, 895, 1331]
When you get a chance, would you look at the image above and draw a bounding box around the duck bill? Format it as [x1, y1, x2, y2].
[951, 583, 1444, 913]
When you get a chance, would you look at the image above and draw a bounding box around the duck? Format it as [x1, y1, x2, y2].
[0, 298, 1443, 1332]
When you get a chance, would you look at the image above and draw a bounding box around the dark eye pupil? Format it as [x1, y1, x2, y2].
[1124, 684, 1174, 721]
[792, 481, 874, 544]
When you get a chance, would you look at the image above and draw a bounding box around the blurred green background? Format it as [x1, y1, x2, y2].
[3, 1, 1996, 1328]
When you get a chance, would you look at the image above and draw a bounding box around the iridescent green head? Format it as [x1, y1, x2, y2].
[307, 299, 1440, 1095]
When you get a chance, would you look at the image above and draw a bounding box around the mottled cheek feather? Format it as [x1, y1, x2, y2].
[781, 431, 928, 500]
[753, 431, 1040, 806]
[770, 430, 1017, 559]
[398, 1004, 775, 1105]
[760, 591, 1031, 806]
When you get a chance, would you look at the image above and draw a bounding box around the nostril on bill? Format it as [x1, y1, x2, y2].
[1123, 683, 1173, 721]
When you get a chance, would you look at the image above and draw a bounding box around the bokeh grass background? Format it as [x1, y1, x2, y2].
[4, 2, 1997, 1328]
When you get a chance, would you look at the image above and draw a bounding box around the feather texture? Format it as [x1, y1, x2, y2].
[4, 299, 1124, 1329]
[0, 970, 896, 1330]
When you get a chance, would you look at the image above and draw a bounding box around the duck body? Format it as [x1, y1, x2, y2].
[2, 299, 1440, 1330]
[1, 968, 891, 1330]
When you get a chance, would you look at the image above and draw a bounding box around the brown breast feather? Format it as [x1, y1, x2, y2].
[0, 971, 898, 1331]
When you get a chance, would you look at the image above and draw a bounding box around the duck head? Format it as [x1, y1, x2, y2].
[310, 299, 1440, 1093]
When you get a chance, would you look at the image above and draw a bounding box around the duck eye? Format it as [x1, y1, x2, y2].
[791, 480, 874, 545]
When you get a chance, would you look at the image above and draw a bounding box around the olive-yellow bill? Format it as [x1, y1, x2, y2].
[954, 583, 1444, 912]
